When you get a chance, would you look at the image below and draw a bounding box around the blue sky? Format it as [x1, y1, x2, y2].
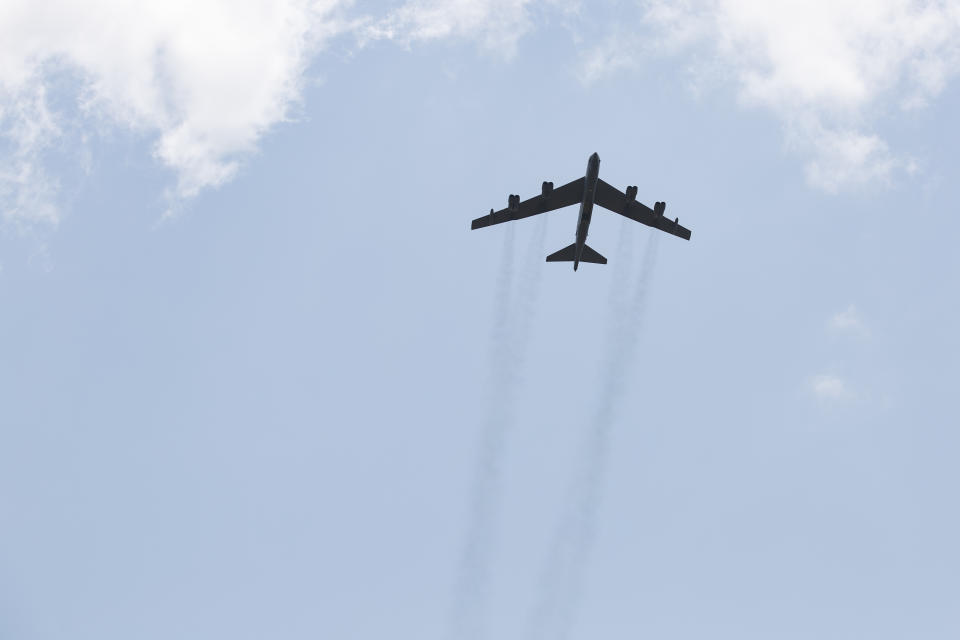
[2, 2, 960, 639]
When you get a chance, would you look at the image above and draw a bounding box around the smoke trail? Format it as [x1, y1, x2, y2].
[513, 215, 549, 351]
[447, 225, 515, 640]
[529, 228, 659, 640]
[608, 218, 636, 310]
[448, 218, 547, 640]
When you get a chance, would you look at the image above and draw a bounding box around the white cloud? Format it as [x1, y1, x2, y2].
[1, 0, 559, 230]
[575, 31, 644, 84]
[800, 126, 911, 193]
[0, 0, 355, 226]
[0, 78, 62, 228]
[810, 373, 852, 401]
[635, 0, 960, 191]
[362, 0, 539, 56]
[829, 303, 869, 337]
[7, 0, 958, 232]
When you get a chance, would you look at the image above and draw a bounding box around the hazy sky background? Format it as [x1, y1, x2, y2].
[2, 1, 960, 639]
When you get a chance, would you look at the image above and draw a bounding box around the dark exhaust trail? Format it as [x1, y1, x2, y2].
[447, 226, 515, 640]
[514, 216, 549, 350]
[448, 218, 547, 640]
[608, 218, 636, 309]
[529, 228, 659, 640]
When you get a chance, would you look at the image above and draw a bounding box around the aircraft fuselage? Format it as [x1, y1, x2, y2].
[574, 152, 601, 271]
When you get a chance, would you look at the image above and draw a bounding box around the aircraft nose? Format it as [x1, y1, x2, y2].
[590, 152, 600, 161]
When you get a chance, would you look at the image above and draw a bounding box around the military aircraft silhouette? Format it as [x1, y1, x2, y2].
[471, 152, 690, 270]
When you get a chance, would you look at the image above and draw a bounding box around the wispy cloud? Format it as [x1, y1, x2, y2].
[0, 0, 558, 230]
[810, 373, 852, 402]
[0, 0, 357, 226]
[6, 0, 959, 232]
[449, 0, 960, 192]
[583, 0, 960, 192]
[829, 303, 869, 337]
[0, 79, 62, 229]
[574, 30, 643, 84]
[797, 123, 918, 193]
[362, 0, 540, 56]
[810, 305, 872, 403]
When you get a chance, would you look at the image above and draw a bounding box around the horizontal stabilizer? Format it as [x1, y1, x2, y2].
[579, 244, 607, 264]
[546, 243, 577, 262]
[545, 243, 607, 264]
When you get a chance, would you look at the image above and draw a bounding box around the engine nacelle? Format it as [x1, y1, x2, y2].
[625, 185, 638, 202]
[508, 194, 520, 212]
[542, 181, 554, 197]
[653, 201, 666, 217]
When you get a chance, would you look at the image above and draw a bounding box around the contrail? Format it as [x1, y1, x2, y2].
[529, 226, 659, 640]
[448, 218, 547, 640]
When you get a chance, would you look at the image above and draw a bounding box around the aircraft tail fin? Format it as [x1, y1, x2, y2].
[545, 243, 607, 264]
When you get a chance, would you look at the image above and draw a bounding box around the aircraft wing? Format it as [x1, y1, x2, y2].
[471, 177, 585, 230]
[594, 179, 691, 240]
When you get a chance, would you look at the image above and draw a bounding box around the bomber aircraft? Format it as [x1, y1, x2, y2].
[471, 152, 691, 270]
